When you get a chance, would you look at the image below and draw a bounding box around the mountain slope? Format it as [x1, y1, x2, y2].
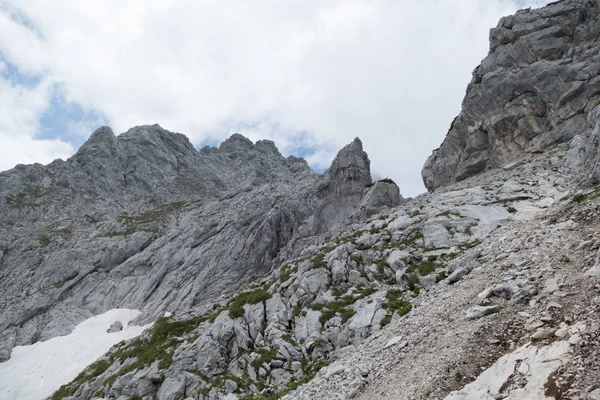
[422, 0, 600, 190]
[3, 1, 600, 400]
[0, 125, 399, 365]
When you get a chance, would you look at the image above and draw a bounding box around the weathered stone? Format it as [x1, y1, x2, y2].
[447, 268, 469, 284]
[531, 328, 557, 341]
[106, 321, 123, 333]
[465, 305, 499, 320]
[422, 0, 600, 190]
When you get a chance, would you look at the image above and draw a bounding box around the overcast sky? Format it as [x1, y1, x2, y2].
[0, 0, 551, 196]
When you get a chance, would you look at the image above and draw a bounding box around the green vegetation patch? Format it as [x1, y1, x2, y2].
[5, 187, 53, 209]
[406, 259, 443, 277]
[250, 348, 279, 369]
[279, 264, 298, 284]
[457, 240, 481, 251]
[436, 210, 462, 218]
[409, 209, 423, 217]
[381, 289, 412, 316]
[397, 231, 424, 247]
[39, 227, 73, 246]
[99, 201, 185, 238]
[228, 289, 272, 319]
[310, 252, 327, 269]
[52, 359, 111, 400]
[309, 295, 358, 325]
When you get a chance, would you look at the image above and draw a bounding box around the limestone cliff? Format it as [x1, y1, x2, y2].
[422, 0, 600, 190]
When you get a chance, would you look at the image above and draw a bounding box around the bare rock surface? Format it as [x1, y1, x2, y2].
[422, 0, 600, 190]
[3, 1, 600, 400]
[0, 126, 399, 363]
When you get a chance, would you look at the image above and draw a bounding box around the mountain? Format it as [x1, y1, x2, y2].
[1, 1, 600, 400]
[0, 125, 399, 365]
[422, 0, 600, 190]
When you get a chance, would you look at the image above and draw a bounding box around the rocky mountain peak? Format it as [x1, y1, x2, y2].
[320, 136, 372, 209]
[119, 124, 198, 155]
[5, 2, 600, 400]
[70, 126, 119, 165]
[422, 0, 600, 190]
[218, 133, 255, 152]
[326, 136, 371, 189]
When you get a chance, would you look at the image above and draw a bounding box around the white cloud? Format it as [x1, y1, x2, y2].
[0, 0, 551, 195]
[0, 133, 74, 171]
[0, 71, 74, 171]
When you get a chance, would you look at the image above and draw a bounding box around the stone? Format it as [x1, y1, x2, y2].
[589, 389, 600, 400]
[106, 321, 123, 333]
[531, 328, 557, 341]
[224, 379, 238, 394]
[447, 268, 469, 284]
[555, 328, 569, 339]
[465, 305, 499, 320]
[358, 180, 401, 218]
[270, 368, 292, 386]
[156, 377, 186, 400]
[546, 301, 562, 310]
[586, 265, 600, 278]
[386, 249, 410, 270]
[543, 278, 560, 294]
[444, 342, 571, 399]
[384, 336, 404, 349]
[395, 270, 406, 285]
[568, 334, 582, 346]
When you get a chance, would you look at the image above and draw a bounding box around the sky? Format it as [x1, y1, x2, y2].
[0, 0, 551, 197]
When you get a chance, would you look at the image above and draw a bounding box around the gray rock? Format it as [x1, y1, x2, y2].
[0, 127, 398, 360]
[465, 305, 500, 320]
[106, 321, 123, 333]
[270, 368, 292, 386]
[157, 377, 186, 400]
[224, 379, 238, 394]
[447, 268, 468, 284]
[543, 278, 560, 294]
[395, 270, 406, 285]
[531, 328, 557, 341]
[422, 0, 600, 190]
[586, 264, 600, 277]
[358, 181, 401, 218]
[387, 250, 410, 270]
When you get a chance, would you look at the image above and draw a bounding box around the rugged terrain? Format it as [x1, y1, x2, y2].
[422, 0, 600, 190]
[1, 0, 600, 399]
[0, 127, 399, 364]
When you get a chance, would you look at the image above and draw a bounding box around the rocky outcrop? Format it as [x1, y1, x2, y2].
[422, 0, 600, 190]
[42, 139, 588, 400]
[0, 126, 400, 363]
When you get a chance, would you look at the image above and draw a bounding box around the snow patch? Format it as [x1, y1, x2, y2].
[0, 309, 151, 400]
[445, 341, 571, 400]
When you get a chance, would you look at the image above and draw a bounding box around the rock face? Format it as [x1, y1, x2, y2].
[41, 137, 591, 400]
[0, 125, 400, 362]
[6, 2, 600, 400]
[422, 0, 600, 190]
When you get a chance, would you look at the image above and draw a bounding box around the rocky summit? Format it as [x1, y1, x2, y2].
[422, 0, 600, 190]
[1, 1, 600, 400]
